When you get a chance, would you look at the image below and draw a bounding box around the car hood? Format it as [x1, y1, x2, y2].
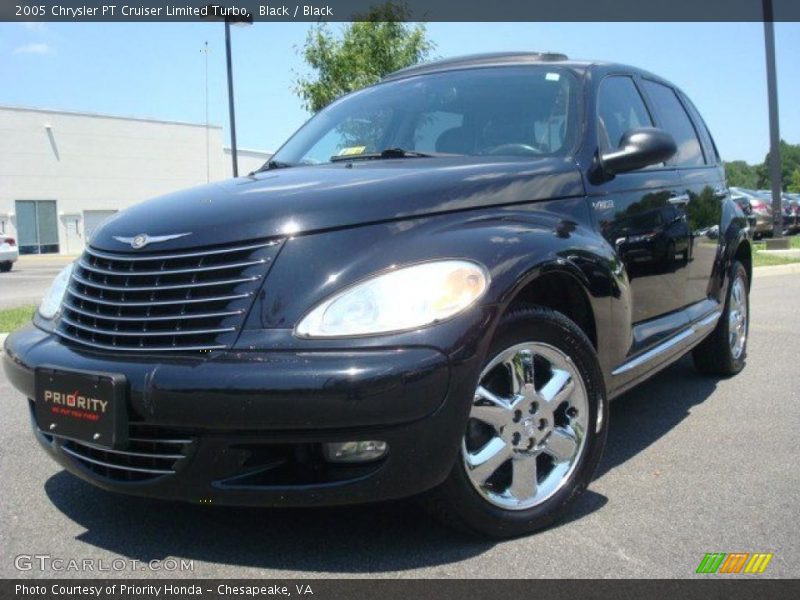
[90, 156, 583, 252]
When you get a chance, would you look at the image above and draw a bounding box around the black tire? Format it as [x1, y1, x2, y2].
[0, 262, 11, 273]
[423, 306, 608, 538]
[692, 260, 749, 376]
[662, 241, 676, 268]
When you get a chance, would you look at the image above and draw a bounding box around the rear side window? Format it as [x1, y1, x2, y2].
[597, 76, 653, 152]
[640, 80, 704, 167]
[680, 93, 720, 165]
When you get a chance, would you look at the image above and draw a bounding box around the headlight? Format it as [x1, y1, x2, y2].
[38, 263, 74, 320]
[295, 260, 489, 338]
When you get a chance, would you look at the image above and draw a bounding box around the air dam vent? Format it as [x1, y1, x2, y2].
[57, 239, 281, 352]
[57, 424, 194, 483]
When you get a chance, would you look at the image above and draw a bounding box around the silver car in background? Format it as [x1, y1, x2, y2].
[730, 187, 773, 238]
[0, 236, 19, 272]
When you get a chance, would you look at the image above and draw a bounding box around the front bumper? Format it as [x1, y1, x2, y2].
[0, 247, 19, 262]
[4, 325, 478, 507]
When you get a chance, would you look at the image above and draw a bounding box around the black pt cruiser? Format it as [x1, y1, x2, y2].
[4, 53, 751, 538]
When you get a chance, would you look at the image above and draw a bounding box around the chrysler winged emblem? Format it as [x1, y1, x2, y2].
[113, 232, 192, 249]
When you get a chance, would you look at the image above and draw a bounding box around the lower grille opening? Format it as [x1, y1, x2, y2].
[56, 423, 194, 483]
[216, 443, 385, 489]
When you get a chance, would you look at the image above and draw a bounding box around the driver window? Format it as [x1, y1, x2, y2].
[597, 76, 653, 152]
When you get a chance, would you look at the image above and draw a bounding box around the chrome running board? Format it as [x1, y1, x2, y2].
[612, 310, 722, 376]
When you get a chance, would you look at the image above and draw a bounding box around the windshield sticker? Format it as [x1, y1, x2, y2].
[545, 72, 561, 81]
[338, 146, 367, 156]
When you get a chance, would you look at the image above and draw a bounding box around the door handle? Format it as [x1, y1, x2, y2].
[668, 193, 690, 205]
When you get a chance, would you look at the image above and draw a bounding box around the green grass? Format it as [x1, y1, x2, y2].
[0, 305, 36, 333]
[753, 252, 800, 268]
[752, 234, 800, 268]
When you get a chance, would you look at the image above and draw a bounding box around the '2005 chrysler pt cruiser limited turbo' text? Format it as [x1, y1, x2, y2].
[4, 53, 751, 537]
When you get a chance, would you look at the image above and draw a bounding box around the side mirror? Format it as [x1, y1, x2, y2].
[600, 127, 677, 175]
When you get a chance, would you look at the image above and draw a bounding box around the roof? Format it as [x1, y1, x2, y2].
[224, 147, 273, 157]
[383, 52, 592, 81]
[0, 104, 223, 130]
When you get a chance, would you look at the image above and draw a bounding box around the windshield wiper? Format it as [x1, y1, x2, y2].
[252, 159, 293, 174]
[330, 148, 441, 162]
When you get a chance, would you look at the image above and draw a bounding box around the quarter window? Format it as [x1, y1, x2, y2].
[640, 80, 704, 167]
[680, 93, 719, 165]
[596, 76, 653, 153]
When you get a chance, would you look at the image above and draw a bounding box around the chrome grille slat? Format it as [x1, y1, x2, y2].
[127, 437, 192, 444]
[57, 238, 278, 352]
[60, 315, 235, 337]
[63, 301, 243, 322]
[72, 272, 259, 292]
[56, 328, 228, 352]
[77, 257, 267, 277]
[85, 240, 278, 262]
[60, 445, 176, 475]
[67, 287, 251, 307]
[51, 435, 186, 460]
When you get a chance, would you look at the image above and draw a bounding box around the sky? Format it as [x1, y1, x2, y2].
[1, 21, 798, 164]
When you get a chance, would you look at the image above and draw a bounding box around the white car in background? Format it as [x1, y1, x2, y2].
[0, 236, 19, 272]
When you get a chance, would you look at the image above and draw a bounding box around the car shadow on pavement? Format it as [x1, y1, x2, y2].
[596, 354, 720, 479]
[42, 355, 718, 574]
[43, 469, 608, 573]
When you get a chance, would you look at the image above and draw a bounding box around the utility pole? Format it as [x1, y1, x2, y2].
[202, 5, 252, 179]
[224, 20, 239, 177]
[763, 0, 783, 239]
[203, 41, 210, 183]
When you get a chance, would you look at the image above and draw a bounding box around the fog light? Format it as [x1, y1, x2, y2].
[322, 440, 388, 463]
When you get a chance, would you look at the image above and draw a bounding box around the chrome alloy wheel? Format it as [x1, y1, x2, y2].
[462, 342, 589, 510]
[729, 275, 748, 360]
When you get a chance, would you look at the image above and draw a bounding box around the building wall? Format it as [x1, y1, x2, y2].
[0, 105, 247, 255]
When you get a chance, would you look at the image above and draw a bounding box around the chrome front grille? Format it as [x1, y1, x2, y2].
[58, 239, 281, 352]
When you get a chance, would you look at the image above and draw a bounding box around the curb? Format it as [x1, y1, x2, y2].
[753, 263, 800, 278]
[18, 254, 79, 261]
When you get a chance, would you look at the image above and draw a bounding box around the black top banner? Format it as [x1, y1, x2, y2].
[2, 0, 800, 22]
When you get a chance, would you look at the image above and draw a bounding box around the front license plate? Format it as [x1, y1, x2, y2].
[34, 367, 127, 449]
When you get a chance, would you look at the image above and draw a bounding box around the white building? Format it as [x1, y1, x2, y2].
[0, 105, 271, 255]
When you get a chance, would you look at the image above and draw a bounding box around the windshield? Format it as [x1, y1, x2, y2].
[270, 66, 581, 166]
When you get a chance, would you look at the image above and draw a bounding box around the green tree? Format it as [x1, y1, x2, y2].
[789, 168, 800, 193]
[724, 160, 758, 189]
[294, 2, 435, 113]
[756, 140, 800, 190]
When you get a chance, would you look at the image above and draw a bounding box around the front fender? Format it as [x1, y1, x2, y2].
[240, 198, 624, 371]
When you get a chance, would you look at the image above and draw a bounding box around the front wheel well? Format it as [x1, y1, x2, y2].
[734, 239, 752, 289]
[508, 271, 597, 349]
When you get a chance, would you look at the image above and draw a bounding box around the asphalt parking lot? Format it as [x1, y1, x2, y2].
[1, 272, 798, 579]
[0, 255, 76, 310]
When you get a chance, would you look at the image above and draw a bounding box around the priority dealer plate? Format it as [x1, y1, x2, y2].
[34, 367, 127, 449]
